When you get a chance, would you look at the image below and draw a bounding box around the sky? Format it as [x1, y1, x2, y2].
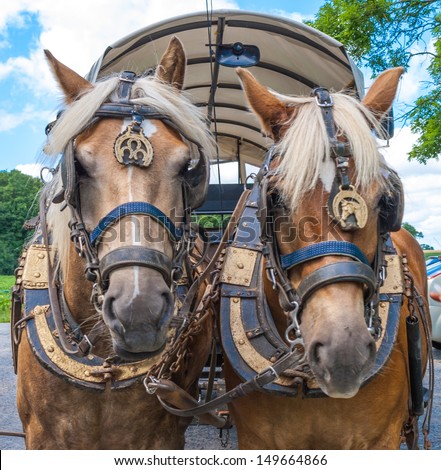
[0, 0, 439, 248]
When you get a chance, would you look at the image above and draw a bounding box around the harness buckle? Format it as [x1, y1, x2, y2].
[285, 302, 303, 349]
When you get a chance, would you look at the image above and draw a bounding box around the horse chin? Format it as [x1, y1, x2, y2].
[114, 343, 166, 362]
[314, 375, 362, 399]
[110, 329, 169, 362]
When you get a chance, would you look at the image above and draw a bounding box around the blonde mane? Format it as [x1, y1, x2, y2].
[39, 74, 215, 275]
[273, 91, 387, 213]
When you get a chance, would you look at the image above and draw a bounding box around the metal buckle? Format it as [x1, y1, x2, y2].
[315, 94, 333, 107]
[285, 301, 303, 349]
[119, 71, 136, 83]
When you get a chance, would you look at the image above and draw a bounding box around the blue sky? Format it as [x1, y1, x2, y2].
[0, 0, 439, 247]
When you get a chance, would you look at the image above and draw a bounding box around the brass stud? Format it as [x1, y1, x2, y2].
[37, 253, 45, 259]
[34, 306, 44, 315]
[238, 339, 245, 345]
[34, 272, 41, 278]
[87, 354, 94, 361]
[232, 298, 239, 303]
[270, 356, 277, 363]
[47, 345, 54, 353]
[85, 370, 90, 377]
[380, 302, 387, 308]
[244, 278, 249, 283]
[237, 263, 244, 269]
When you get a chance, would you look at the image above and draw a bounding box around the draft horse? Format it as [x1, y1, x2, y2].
[11, 37, 215, 449]
[216, 67, 432, 449]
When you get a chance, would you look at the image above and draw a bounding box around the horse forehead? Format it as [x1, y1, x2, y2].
[77, 117, 187, 158]
[147, 119, 187, 149]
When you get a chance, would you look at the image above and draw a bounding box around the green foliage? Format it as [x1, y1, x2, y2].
[420, 243, 435, 251]
[307, 0, 441, 163]
[402, 221, 423, 239]
[193, 214, 231, 230]
[0, 170, 42, 274]
[0, 275, 14, 322]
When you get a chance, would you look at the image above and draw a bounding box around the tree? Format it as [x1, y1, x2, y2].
[420, 243, 435, 250]
[307, 0, 441, 163]
[0, 170, 42, 274]
[401, 221, 423, 239]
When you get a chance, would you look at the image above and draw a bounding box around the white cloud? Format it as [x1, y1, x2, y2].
[0, 104, 52, 131]
[381, 126, 441, 248]
[15, 162, 43, 178]
[0, 1, 239, 131]
[1, 1, 239, 92]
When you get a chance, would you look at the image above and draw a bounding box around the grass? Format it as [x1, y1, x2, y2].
[0, 275, 14, 323]
[424, 250, 441, 260]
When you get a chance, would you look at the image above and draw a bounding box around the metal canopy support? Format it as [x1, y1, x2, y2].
[206, 17, 225, 123]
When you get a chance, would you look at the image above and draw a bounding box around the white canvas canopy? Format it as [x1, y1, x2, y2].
[87, 10, 364, 178]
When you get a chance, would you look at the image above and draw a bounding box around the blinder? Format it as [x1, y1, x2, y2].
[379, 167, 404, 233]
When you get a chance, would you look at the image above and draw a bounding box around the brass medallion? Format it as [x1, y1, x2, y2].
[332, 186, 368, 230]
[114, 123, 154, 167]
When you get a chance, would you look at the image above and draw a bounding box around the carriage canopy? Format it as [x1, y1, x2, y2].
[87, 10, 364, 179]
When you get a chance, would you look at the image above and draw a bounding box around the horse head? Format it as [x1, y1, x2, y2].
[44, 37, 213, 361]
[237, 66, 404, 398]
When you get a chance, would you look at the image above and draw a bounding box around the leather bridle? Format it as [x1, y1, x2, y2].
[43, 71, 206, 356]
[258, 88, 384, 347]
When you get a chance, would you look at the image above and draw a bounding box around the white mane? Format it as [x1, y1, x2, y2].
[40, 74, 215, 274]
[272, 91, 387, 213]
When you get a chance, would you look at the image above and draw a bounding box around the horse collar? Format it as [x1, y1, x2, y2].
[12, 243, 184, 391]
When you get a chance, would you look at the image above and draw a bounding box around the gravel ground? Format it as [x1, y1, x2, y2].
[1, 323, 439, 451]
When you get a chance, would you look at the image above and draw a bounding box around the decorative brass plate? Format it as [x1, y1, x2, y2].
[32, 305, 165, 383]
[22, 244, 53, 289]
[332, 186, 368, 230]
[220, 247, 257, 287]
[114, 123, 154, 167]
[229, 298, 293, 386]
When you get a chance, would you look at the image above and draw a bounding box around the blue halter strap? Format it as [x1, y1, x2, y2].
[89, 201, 183, 247]
[281, 240, 370, 271]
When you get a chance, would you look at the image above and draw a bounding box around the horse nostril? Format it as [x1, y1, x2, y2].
[367, 337, 376, 361]
[310, 341, 324, 366]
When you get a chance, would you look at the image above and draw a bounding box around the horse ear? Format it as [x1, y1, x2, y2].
[44, 50, 92, 103]
[185, 152, 209, 209]
[155, 36, 186, 90]
[236, 67, 289, 139]
[362, 67, 404, 117]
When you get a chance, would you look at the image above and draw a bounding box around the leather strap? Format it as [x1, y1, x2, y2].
[281, 240, 370, 271]
[89, 201, 183, 246]
[100, 246, 172, 286]
[296, 261, 376, 305]
[149, 349, 302, 418]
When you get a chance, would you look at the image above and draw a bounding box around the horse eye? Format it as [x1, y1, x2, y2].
[180, 159, 192, 175]
[75, 158, 90, 179]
